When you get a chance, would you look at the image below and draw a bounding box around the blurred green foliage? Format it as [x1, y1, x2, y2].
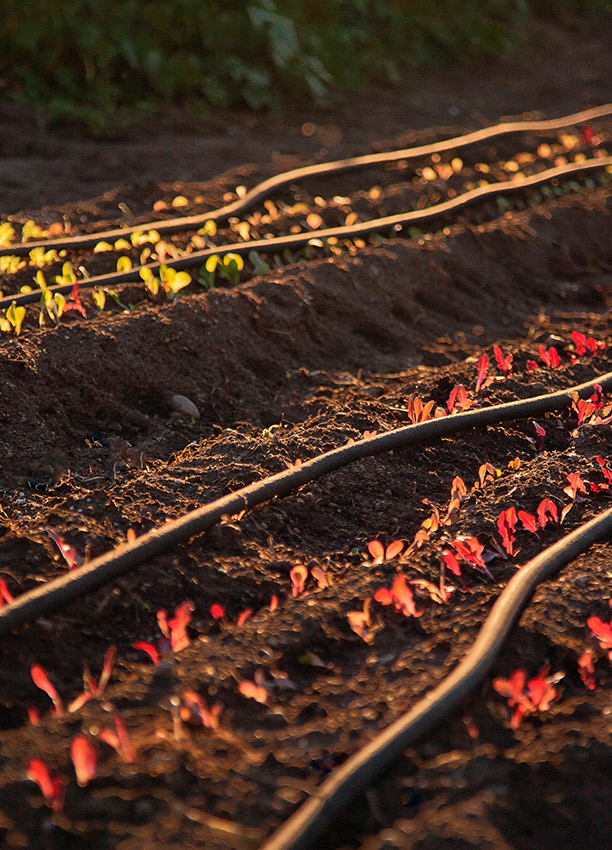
[0, 0, 609, 133]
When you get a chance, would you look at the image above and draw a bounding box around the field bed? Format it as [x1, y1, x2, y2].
[1, 101, 612, 850]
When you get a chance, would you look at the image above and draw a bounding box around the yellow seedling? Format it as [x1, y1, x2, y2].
[92, 288, 106, 310]
[159, 264, 191, 298]
[53, 261, 77, 286]
[21, 220, 47, 242]
[197, 220, 217, 237]
[0, 222, 15, 247]
[6, 301, 26, 335]
[130, 230, 160, 247]
[0, 255, 26, 274]
[93, 241, 113, 253]
[140, 266, 160, 296]
[116, 256, 132, 272]
[29, 247, 59, 268]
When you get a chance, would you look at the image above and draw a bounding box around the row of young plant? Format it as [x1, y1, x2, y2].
[2, 326, 611, 809]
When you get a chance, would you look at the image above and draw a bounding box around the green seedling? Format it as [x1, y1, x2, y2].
[248, 250, 271, 275]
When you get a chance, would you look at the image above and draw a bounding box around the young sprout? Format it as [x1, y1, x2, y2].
[31, 665, 64, 716]
[71, 735, 98, 787]
[27, 759, 65, 812]
[5, 301, 25, 335]
[290, 565, 308, 596]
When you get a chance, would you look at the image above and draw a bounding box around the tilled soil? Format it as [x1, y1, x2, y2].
[2, 20, 612, 850]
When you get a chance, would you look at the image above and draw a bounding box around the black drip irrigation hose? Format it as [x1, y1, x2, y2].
[2, 102, 612, 258]
[1, 370, 611, 637]
[2, 154, 612, 311]
[259, 505, 612, 850]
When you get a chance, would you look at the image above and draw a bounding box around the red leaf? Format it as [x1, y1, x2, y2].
[210, 603, 226, 620]
[311, 566, 331, 588]
[571, 330, 587, 356]
[389, 574, 423, 618]
[237, 608, 253, 626]
[71, 735, 97, 787]
[564, 472, 587, 500]
[168, 601, 193, 651]
[290, 564, 308, 596]
[27, 758, 65, 812]
[31, 664, 64, 716]
[385, 540, 404, 561]
[493, 345, 513, 374]
[367, 540, 385, 564]
[492, 669, 526, 704]
[527, 667, 557, 711]
[373, 587, 394, 606]
[46, 528, 85, 570]
[0, 579, 14, 604]
[475, 353, 489, 393]
[587, 616, 612, 650]
[517, 510, 538, 533]
[525, 359, 539, 371]
[441, 549, 462, 576]
[347, 598, 374, 643]
[238, 680, 268, 704]
[537, 498, 558, 528]
[133, 641, 160, 665]
[578, 650, 596, 690]
[497, 508, 518, 555]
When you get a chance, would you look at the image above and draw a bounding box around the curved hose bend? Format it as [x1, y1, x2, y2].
[1, 370, 610, 636]
[2, 102, 612, 258]
[259, 506, 612, 850]
[2, 154, 612, 311]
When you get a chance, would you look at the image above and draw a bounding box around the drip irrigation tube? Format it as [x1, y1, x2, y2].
[1, 370, 611, 637]
[2, 154, 612, 311]
[259, 505, 612, 850]
[2, 103, 612, 257]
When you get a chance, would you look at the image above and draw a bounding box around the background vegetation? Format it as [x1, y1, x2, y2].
[0, 0, 610, 133]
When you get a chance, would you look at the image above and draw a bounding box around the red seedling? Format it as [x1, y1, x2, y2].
[596, 456, 612, 486]
[98, 709, 136, 763]
[68, 644, 116, 711]
[447, 384, 473, 414]
[570, 393, 597, 429]
[347, 598, 374, 644]
[525, 359, 539, 371]
[237, 608, 252, 625]
[412, 573, 454, 604]
[497, 508, 518, 556]
[406, 395, 435, 424]
[71, 735, 98, 787]
[452, 536, 490, 576]
[492, 669, 527, 729]
[475, 353, 490, 393]
[538, 344, 560, 368]
[269, 595, 279, 612]
[517, 510, 539, 534]
[63, 282, 87, 318]
[46, 528, 85, 570]
[587, 615, 612, 660]
[27, 758, 65, 812]
[180, 690, 223, 729]
[0, 579, 14, 605]
[526, 666, 559, 712]
[290, 564, 308, 596]
[581, 126, 594, 145]
[533, 421, 546, 452]
[577, 650, 596, 690]
[374, 574, 423, 618]
[31, 665, 64, 716]
[27, 705, 40, 725]
[311, 566, 331, 589]
[210, 603, 226, 620]
[238, 679, 268, 704]
[133, 641, 161, 665]
[493, 667, 561, 728]
[493, 345, 513, 375]
[477, 462, 499, 487]
[168, 601, 193, 651]
[537, 498, 558, 528]
[563, 472, 587, 501]
[367, 539, 404, 564]
[571, 329, 604, 356]
[440, 549, 462, 577]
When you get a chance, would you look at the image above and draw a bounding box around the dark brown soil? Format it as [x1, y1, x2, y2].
[1, 17, 612, 850]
